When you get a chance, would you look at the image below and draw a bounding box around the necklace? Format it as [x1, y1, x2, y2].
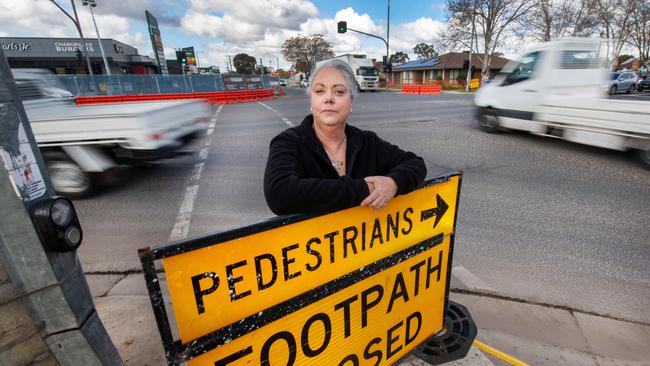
[323, 136, 347, 173]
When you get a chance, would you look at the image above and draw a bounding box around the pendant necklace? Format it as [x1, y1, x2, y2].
[324, 136, 347, 173]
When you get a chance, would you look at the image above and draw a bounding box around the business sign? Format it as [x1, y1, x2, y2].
[182, 46, 197, 66]
[145, 10, 168, 75]
[140, 173, 461, 365]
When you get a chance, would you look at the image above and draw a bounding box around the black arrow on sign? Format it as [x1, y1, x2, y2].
[420, 194, 449, 229]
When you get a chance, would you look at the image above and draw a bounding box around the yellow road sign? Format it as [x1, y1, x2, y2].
[470, 78, 480, 89]
[141, 173, 462, 365]
[189, 237, 450, 365]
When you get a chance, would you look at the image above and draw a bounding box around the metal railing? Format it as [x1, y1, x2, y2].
[41, 74, 277, 97]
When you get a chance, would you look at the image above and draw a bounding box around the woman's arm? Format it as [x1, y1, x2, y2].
[374, 133, 427, 195]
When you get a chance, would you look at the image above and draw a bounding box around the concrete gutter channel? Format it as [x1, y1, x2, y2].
[85, 272, 650, 366]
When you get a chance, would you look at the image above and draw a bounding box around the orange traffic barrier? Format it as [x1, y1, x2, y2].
[402, 85, 420, 94]
[419, 85, 441, 95]
[74, 89, 275, 106]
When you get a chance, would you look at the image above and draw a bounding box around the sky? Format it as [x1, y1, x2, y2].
[0, 0, 449, 71]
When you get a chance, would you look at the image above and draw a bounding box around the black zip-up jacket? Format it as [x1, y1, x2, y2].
[264, 115, 427, 215]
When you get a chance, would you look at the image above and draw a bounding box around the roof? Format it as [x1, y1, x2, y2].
[393, 52, 512, 71]
[394, 59, 440, 70]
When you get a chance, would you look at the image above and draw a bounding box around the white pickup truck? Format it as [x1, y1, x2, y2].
[474, 38, 650, 168]
[17, 75, 211, 197]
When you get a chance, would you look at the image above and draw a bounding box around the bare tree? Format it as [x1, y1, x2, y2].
[627, 0, 650, 64]
[281, 34, 334, 75]
[440, 0, 539, 81]
[525, 0, 599, 41]
[593, 0, 637, 63]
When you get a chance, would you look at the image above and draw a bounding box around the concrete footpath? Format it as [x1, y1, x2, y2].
[87, 273, 650, 365]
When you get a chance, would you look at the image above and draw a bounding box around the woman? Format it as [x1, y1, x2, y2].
[264, 59, 426, 215]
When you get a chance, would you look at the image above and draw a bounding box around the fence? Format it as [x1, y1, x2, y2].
[42, 74, 277, 97]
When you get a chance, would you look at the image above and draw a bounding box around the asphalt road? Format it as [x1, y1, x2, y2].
[74, 88, 650, 325]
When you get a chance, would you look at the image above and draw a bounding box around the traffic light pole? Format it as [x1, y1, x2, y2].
[0, 48, 119, 364]
[339, 0, 390, 90]
[49, 0, 94, 75]
[345, 27, 389, 90]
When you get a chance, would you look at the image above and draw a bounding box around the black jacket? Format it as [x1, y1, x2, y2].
[264, 115, 427, 215]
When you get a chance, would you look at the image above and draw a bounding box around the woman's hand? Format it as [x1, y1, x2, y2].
[361, 176, 398, 209]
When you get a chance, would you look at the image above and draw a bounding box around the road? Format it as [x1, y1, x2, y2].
[74, 88, 650, 326]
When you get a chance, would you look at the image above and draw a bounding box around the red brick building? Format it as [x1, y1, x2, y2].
[389, 52, 511, 87]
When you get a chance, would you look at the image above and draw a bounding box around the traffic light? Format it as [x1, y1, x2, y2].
[337, 21, 347, 34]
[176, 50, 187, 64]
[75, 49, 83, 63]
[384, 63, 392, 74]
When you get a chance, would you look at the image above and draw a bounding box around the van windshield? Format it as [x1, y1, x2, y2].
[501, 52, 540, 86]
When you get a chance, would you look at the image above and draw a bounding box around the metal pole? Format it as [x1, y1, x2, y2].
[386, 0, 390, 90]
[70, 0, 93, 75]
[465, 0, 475, 92]
[88, 3, 111, 75]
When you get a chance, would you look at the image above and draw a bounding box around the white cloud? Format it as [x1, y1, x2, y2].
[390, 17, 446, 58]
[181, 11, 265, 42]
[187, 0, 318, 30]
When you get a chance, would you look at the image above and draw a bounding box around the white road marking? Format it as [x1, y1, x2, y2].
[258, 101, 295, 127]
[452, 265, 494, 292]
[169, 106, 222, 242]
[169, 185, 199, 241]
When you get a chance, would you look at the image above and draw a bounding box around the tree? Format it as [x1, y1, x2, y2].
[413, 43, 439, 60]
[524, 0, 599, 42]
[439, 0, 538, 81]
[617, 54, 634, 64]
[389, 52, 410, 64]
[233, 53, 257, 74]
[627, 0, 650, 64]
[593, 0, 638, 64]
[281, 34, 334, 75]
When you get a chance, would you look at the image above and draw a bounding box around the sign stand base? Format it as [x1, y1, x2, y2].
[412, 301, 477, 364]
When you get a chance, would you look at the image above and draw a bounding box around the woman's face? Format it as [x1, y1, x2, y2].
[310, 67, 352, 129]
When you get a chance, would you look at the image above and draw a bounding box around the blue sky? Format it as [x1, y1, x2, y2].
[0, 0, 449, 71]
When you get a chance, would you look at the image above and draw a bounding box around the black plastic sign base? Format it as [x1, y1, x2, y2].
[412, 301, 477, 364]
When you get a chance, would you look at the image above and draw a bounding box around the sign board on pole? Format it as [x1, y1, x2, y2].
[140, 173, 462, 366]
[182, 46, 197, 66]
[470, 78, 480, 89]
[145, 10, 168, 75]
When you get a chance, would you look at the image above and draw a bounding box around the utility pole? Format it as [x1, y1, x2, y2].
[465, 0, 476, 92]
[387, 0, 390, 89]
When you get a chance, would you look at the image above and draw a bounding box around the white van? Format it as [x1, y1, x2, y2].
[474, 38, 650, 167]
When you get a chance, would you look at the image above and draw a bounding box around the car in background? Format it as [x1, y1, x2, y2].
[605, 71, 638, 95]
[300, 79, 309, 88]
[279, 79, 287, 87]
[636, 76, 650, 92]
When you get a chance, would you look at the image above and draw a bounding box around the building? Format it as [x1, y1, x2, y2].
[1, 37, 158, 75]
[389, 52, 512, 87]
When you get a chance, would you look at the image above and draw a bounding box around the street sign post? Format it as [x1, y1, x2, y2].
[140, 173, 470, 365]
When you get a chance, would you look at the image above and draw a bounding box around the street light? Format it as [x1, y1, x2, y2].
[82, 0, 111, 75]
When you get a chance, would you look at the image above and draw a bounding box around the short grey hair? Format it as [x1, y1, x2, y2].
[307, 59, 359, 99]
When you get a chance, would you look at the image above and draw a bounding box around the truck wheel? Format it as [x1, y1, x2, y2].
[609, 85, 617, 95]
[478, 109, 501, 133]
[639, 149, 650, 169]
[45, 154, 94, 198]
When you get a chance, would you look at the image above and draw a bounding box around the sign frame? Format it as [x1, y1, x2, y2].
[139, 172, 462, 366]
